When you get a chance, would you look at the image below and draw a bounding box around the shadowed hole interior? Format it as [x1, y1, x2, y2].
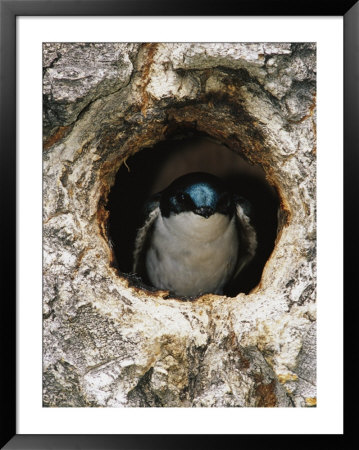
[107, 134, 279, 297]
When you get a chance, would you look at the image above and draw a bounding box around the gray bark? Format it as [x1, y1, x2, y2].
[43, 42, 316, 407]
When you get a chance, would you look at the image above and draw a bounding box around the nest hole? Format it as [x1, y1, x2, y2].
[107, 134, 279, 298]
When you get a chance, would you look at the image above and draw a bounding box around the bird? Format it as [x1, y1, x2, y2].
[132, 172, 257, 298]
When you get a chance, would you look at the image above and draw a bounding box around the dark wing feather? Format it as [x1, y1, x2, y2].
[132, 194, 161, 276]
[233, 198, 257, 278]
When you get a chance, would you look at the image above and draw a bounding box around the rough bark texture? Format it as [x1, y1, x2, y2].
[43, 43, 316, 407]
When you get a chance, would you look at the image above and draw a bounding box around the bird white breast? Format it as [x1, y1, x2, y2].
[145, 211, 239, 297]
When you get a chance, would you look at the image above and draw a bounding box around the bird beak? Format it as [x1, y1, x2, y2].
[195, 206, 214, 218]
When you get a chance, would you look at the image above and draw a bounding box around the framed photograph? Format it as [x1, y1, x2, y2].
[1, 0, 356, 448]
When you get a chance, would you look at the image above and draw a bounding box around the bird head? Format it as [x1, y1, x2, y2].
[159, 172, 235, 219]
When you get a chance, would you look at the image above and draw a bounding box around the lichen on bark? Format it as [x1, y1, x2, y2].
[43, 42, 316, 407]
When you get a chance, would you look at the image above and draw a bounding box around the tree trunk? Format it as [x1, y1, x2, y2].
[43, 42, 316, 407]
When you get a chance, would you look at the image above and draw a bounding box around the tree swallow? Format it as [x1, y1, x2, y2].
[132, 172, 257, 298]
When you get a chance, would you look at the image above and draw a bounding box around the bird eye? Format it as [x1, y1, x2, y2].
[176, 193, 187, 203]
[218, 195, 231, 210]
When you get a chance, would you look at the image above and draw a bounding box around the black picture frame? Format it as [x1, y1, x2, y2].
[1, 1, 357, 448]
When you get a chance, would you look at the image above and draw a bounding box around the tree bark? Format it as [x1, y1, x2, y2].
[43, 42, 316, 407]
